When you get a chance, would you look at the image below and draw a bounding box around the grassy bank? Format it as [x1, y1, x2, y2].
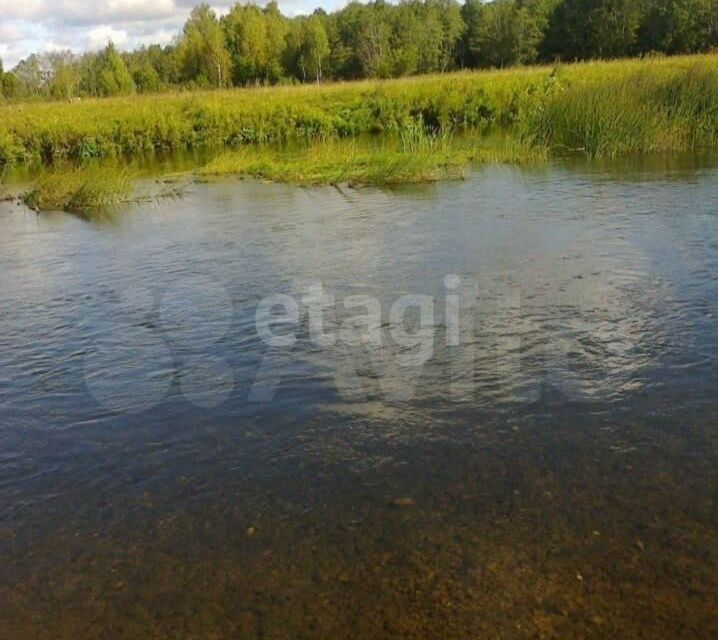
[1, 55, 717, 167]
[3, 54, 717, 212]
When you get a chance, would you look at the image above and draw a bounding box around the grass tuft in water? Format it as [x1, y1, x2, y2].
[200, 132, 546, 186]
[22, 167, 186, 213]
[18, 132, 548, 213]
[201, 143, 463, 186]
[22, 168, 135, 212]
[0, 165, 10, 202]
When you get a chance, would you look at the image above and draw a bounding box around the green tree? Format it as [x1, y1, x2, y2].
[544, 0, 641, 59]
[464, 0, 542, 68]
[2, 72, 20, 99]
[328, 2, 375, 78]
[132, 62, 163, 93]
[461, 0, 483, 67]
[284, 14, 331, 82]
[264, 2, 289, 81]
[97, 43, 135, 96]
[283, 20, 306, 81]
[5, 0, 718, 96]
[13, 55, 46, 96]
[223, 2, 288, 84]
[303, 15, 331, 82]
[124, 45, 172, 91]
[177, 4, 232, 87]
[77, 53, 99, 96]
[357, 3, 394, 77]
[391, 3, 424, 75]
[436, 0, 466, 71]
[49, 52, 81, 99]
[638, 0, 717, 54]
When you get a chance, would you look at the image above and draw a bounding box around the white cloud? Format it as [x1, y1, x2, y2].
[0, 23, 25, 43]
[0, 0, 45, 21]
[86, 25, 129, 50]
[0, 0, 349, 68]
[40, 42, 78, 55]
[2, 0, 178, 24]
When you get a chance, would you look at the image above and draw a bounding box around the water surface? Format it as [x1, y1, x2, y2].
[1, 156, 717, 638]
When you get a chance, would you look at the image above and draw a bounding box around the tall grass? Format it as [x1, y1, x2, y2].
[1, 55, 717, 166]
[520, 60, 718, 157]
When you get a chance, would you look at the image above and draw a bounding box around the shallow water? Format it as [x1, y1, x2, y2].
[1, 156, 717, 639]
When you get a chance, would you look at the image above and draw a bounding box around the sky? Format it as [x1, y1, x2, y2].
[0, 0, 345, 69]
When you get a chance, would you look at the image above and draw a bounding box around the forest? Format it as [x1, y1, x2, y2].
[1, 0, 717, 100]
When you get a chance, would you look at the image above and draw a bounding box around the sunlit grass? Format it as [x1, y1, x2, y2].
[17, 132, 548, 213]
[199, 131, 547, 186]
[200, 129, 464, 185]
[1, 54, 716, 167]
[201, 145, 464, 185]
[520, 61, 718, 157]
[10, 53, 717, 213]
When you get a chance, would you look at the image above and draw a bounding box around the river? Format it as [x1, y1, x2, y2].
[1, 155, 717, 638]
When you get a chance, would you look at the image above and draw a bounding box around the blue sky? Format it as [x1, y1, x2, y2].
[0, 1, 347, 68]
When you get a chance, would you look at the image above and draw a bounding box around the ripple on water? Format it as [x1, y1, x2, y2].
[1, 160, 718, 638]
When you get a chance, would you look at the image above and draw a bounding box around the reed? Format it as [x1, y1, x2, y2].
[520, 60, 718, 157]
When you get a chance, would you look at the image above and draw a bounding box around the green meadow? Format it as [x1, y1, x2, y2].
[2, 54, 717, 210]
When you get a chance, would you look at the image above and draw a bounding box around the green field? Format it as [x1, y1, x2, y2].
[2, 54, 718, 209]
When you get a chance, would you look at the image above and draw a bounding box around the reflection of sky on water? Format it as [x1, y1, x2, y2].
[1, 159, 717, 433]
[1, 156, 717, 638]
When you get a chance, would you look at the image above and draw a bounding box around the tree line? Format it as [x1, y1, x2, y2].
[1, 0, 717, 100]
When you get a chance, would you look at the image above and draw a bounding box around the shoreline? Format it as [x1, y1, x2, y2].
[2, 54, 717, 170]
